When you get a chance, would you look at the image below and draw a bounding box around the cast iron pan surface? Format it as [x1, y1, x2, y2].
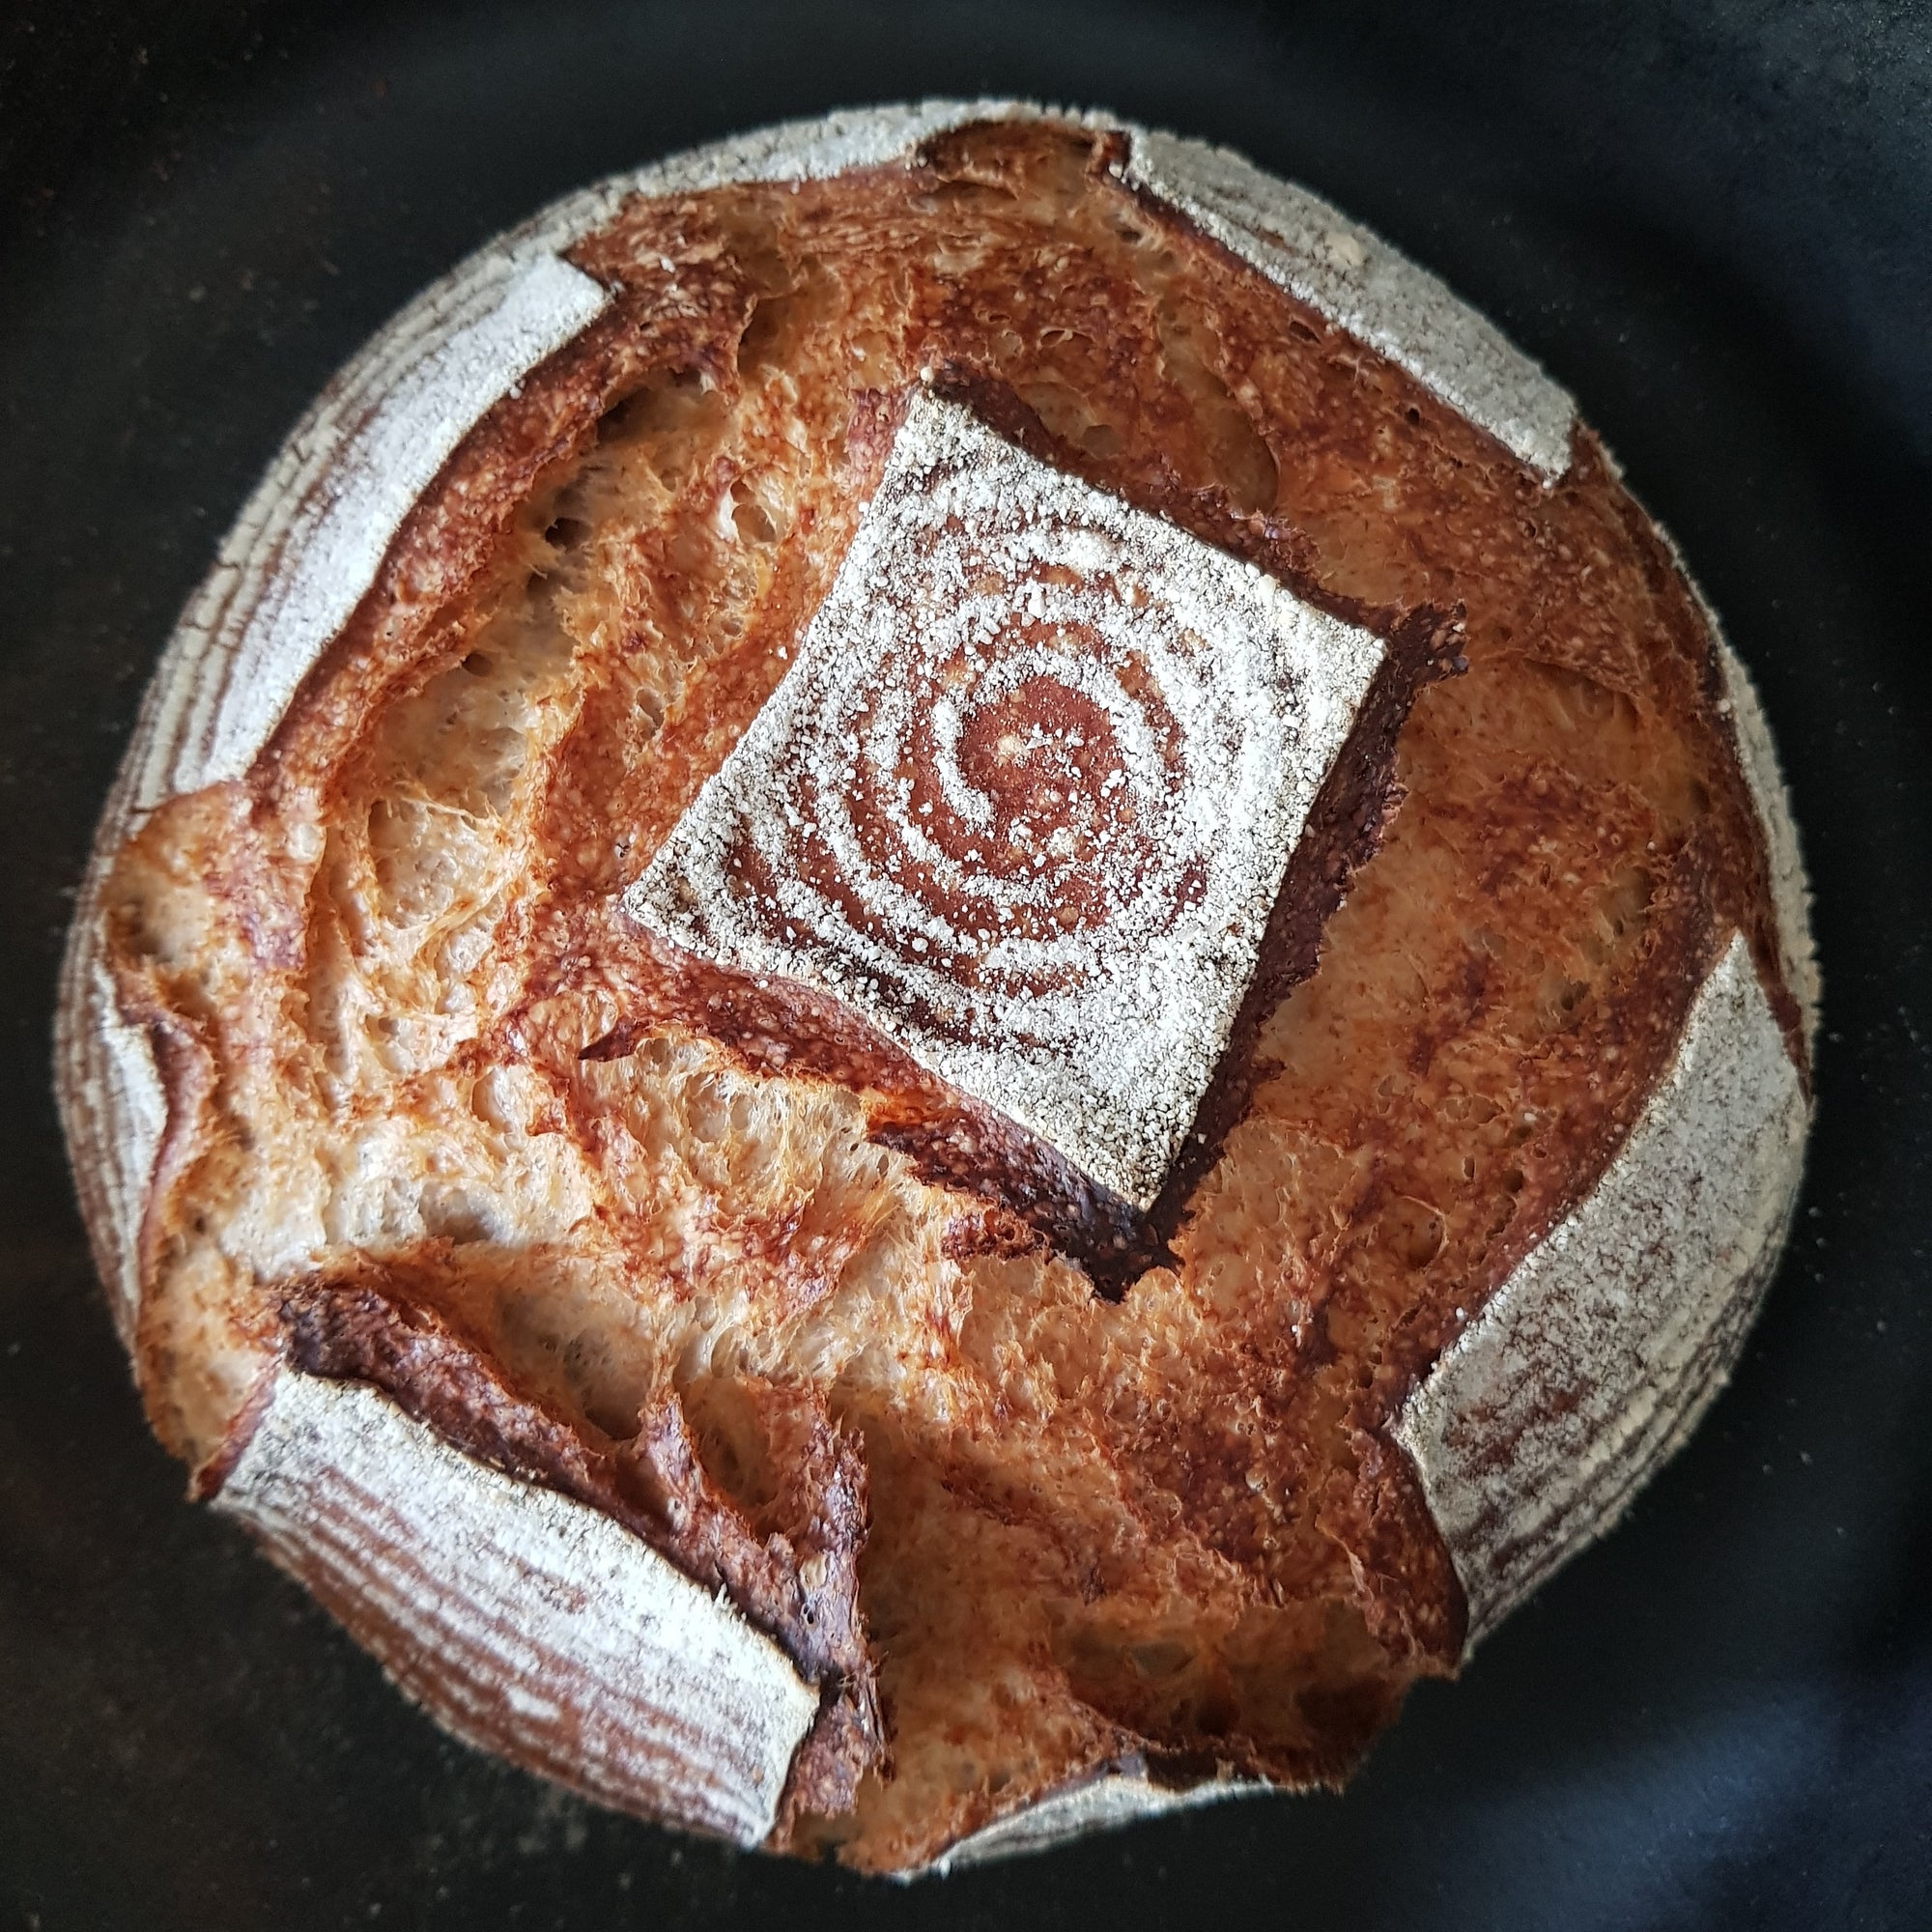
[3, 3, 1928, 1926]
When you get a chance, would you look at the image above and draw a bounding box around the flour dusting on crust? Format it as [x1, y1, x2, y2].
[1392, 932, 1808, 1645]
[1123, 131, 1576, 482]
[1716, 638, 1819, 1050]
[624, 389, 1382, 1208]
[923, 1765, 1260, 1874]
[214, 1372, 818, 1843]
[135, 253, 608, 811]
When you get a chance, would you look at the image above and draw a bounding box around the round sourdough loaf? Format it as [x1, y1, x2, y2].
[56, 102, 1816, 1874]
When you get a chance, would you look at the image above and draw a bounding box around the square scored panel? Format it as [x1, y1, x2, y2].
[623, 390, 1382, 1209]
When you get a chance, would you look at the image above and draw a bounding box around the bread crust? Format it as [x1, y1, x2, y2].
[211, 1368, 820, 1842]
[1391, 932, 1807, 1645]
[55, 102, 1814, 1870]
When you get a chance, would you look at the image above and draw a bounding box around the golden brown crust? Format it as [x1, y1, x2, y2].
[82, 114, 1804, 1870]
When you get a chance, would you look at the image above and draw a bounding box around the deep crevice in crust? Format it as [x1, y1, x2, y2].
[261, 1275, 882, 1822]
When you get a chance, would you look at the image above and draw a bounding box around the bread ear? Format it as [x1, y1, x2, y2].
[210, 1368, 818, 1844]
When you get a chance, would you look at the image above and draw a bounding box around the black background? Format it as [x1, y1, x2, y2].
[2, 3, 1928, 1927]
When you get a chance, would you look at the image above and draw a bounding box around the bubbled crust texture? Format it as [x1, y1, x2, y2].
[80, 117, 1805, 1872]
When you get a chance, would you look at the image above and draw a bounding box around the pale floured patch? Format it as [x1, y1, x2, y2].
[921, 1766, 1261, 1875]
[132, 250, 609, 811]
[1122, 130, 1576, 482]
[624, 389, 1382, 1208]
[213, 1372, 818, 1844]
[1717, 638, 1820, 1053]
[49, 952, 169, 1348]
[1392, 932, 1809, 1647]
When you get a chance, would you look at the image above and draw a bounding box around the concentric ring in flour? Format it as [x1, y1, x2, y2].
[760, 536, 1318, 1036]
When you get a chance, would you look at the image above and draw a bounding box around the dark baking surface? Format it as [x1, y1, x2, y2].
[2, 0, 1927, 1924]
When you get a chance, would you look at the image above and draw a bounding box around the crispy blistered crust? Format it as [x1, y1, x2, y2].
[56, 102, 1813, 1871]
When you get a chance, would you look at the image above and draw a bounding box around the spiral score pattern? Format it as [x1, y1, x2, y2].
[624, 391, 1383, 1208]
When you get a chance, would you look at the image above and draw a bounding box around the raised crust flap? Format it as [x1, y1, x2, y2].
[211, 1369, 819, 1845]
